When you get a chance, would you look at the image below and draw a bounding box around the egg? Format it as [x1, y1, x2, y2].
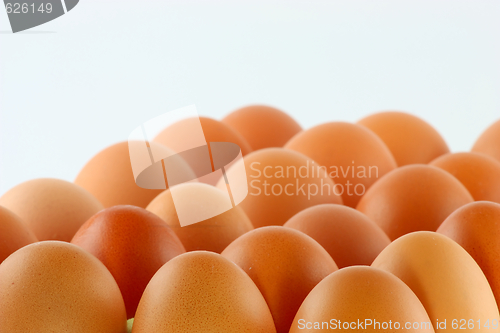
[152, 116, 253, 186]
[154, 116, 252, 156]
[289, 266, 434, 333]
[71, 205, 186, 319]
[0, 206, 37, 263]
[0, 178, 103, 242]
[372, 231, 500, 332]
[284, 204, 390, 268]
[216, 148, 342, 228]
[132, 251, 276, 333]
[357, 165, 473, 240]
[358, 111, 449, 166]
[75, 141, 195, 208]
[472, 119, 500, 162]
[146, 182, 253, 253]
[221, 105, 302, 150]
[221, 226, 338, 333]
[284, 122, 397, 207]
[430, 152, 500, 203]
[0, 241, 127, 332]
[437, 201, 500, 307]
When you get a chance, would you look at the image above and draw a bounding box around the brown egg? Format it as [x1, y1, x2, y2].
[75, 141, 194, 208]
[216, 148, 342, 228]
[132, 251, 276, 333]
[0, 206, 37, 263]
[0, 241, 127, 333]
[284, 204, 390, 268]
[154, 116, 252, 156]
[0, 178, 103, 242]
[357, 165, 473, 240]
[437, 201, 500, 307]
[146, 183, 253, 253]
[222, 105, 302, 150]
[152, 116, 252, 186]
[285, 122, 397, 208]
[71, 205, 186, 319]
[372, 231, 500, 332]
[358, 111, 449, 166]
[472, 119, 500, 162]
[221, 226, 338, 333]
[289, 266, 434, 333]
[430, 152, 500, 203]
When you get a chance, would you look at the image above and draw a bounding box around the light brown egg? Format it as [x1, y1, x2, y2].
[372, 231, 500, 332]
[430, 152, 500, 203]
[75, 141, 194, 208]
[132, 251, 276, 333]
[0, 178, 103, 242]
[221, 226, 338, 333]
[154, 116, 252, 156]
[0, 206, 37, 263]
[357, 165, 473, 240]
[216, 148, 342, 228]
[222, 105, 302, 150]
[284, 204, 390, 268]
[358, 111, 449, 166]
[71, 205, 186, 319]
[289, 266, 434, 333]
[284, 122, 397, 208]
[146, 182, 253, 253]
[437, 201, 500, 307]
[472, 119, 500, 162]
[0, 241, 127, 333]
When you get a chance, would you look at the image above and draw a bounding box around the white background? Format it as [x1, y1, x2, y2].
[1, 0, 499, 196]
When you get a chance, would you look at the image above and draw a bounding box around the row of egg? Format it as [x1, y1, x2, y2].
[1, 105, 500, 332]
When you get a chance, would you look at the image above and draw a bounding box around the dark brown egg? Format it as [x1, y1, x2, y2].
[71, 205, 186, 319]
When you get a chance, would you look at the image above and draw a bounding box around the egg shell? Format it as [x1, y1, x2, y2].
[217, 148, 342, 228]
[358, 111, 449, 166]
[0, 206, 38, 263]
[0, 178, 103, 242]
[437, 201, 500, 307]
[222, 105, 302, 150]
[472, 119, 500, 162]
[285, 122, 397, 208]
[357, 164, 473, 240]
[0, 241, 127, 333]
[146, 182, 253, 253]
[154, 116, 252, 156]
[132, 251, 276, 333]
[284, 204, 390, 268]
[289, 266, 434, 333]
[153, 116, 253, 185]
[430, 152, 500, 203]
[221, 226, 338, 333]
[71, 205, 186, 319]
[75, 141, 194, 208]
[372, 231, 500, 332]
